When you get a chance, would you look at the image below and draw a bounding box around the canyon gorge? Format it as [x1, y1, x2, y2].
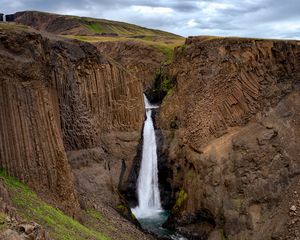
[0, 11, 299, 240]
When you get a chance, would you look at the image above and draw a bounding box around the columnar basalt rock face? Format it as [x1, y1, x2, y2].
[48, 38, 145, 214]
[0, 27, 144, 217]
[159, 37, 300, 147]
[158, 37, 300, 239]
[0, 29, 78, 214]
[50, 40, 144, 151]
[96, 41, 165, 90]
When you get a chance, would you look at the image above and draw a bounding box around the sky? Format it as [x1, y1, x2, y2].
[1, 0, 300, 39]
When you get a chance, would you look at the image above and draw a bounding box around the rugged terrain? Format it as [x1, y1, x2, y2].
[1, 11, 300, 240]
[157, 36, 300, 239]
[0, 23, 151, 240]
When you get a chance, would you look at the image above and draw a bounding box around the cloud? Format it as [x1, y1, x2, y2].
[132, 6, 173, 16]
[0, 0, 299, 39]
[187, 19, 198, 28]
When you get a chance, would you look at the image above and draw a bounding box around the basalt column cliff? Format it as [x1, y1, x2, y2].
[0, 26, 148, 239]
[158, 37, 300, 239]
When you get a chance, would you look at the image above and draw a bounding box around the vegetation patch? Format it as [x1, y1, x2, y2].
[161, 78, 172, 93]
[172, 188, 187, 214]
[86, 23, 104, 33]
[116, 204, 126, 211]
[0, 170, 109, 240]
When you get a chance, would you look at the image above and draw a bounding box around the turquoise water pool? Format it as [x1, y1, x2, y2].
[135, 210, 187, 240]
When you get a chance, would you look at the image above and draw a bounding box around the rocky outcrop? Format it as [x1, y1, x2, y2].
[96, 41, 165, 90]
[158, 37, 300, 239]
[0, 178, 52, 240]
[15, 11, 85, 35]
[0, 25, 144, 220]
[0, 220, 52, 240]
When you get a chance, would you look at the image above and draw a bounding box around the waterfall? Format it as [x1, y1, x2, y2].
[132, 95, 162, 218]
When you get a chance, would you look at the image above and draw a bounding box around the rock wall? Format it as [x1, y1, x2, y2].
[0, 29, 78, 213]
[96, 41, 165, 90]
[0, 26, 144, 216]
[158, 37, 300, 239]
[50, 41, 144, 151]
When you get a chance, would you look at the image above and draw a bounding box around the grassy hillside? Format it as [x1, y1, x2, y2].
[0, 170, 137, 240]
[79, 16, 179, 38]
[15, 11, 181, 38]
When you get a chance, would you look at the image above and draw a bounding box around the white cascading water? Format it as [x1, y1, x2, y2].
[132, 95, 162, 218]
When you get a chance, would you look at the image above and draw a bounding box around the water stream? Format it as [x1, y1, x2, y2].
[131, 95, 186, 240]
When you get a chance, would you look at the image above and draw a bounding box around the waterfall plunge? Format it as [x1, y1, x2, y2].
[132, 95, 162, 219]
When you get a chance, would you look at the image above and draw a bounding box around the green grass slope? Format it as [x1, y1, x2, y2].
[0, 170, 110, 240]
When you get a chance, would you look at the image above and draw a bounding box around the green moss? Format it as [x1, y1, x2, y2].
[176, 189, 187, 207]
[172, 189, 187, 214]
[116, 204, 126, 211]
[161, 79, 172, 92]
[156, 69, 174, 95]
[0, 170, 109, 240]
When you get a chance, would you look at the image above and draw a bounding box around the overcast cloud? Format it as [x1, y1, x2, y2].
[1, 0, 300, 39]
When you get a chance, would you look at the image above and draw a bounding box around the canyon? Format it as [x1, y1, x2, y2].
[0, 11, 300, 240]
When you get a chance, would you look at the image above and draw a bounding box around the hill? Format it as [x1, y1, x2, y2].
[14, 11, 181, 38]
[14, 11, 184, 64]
